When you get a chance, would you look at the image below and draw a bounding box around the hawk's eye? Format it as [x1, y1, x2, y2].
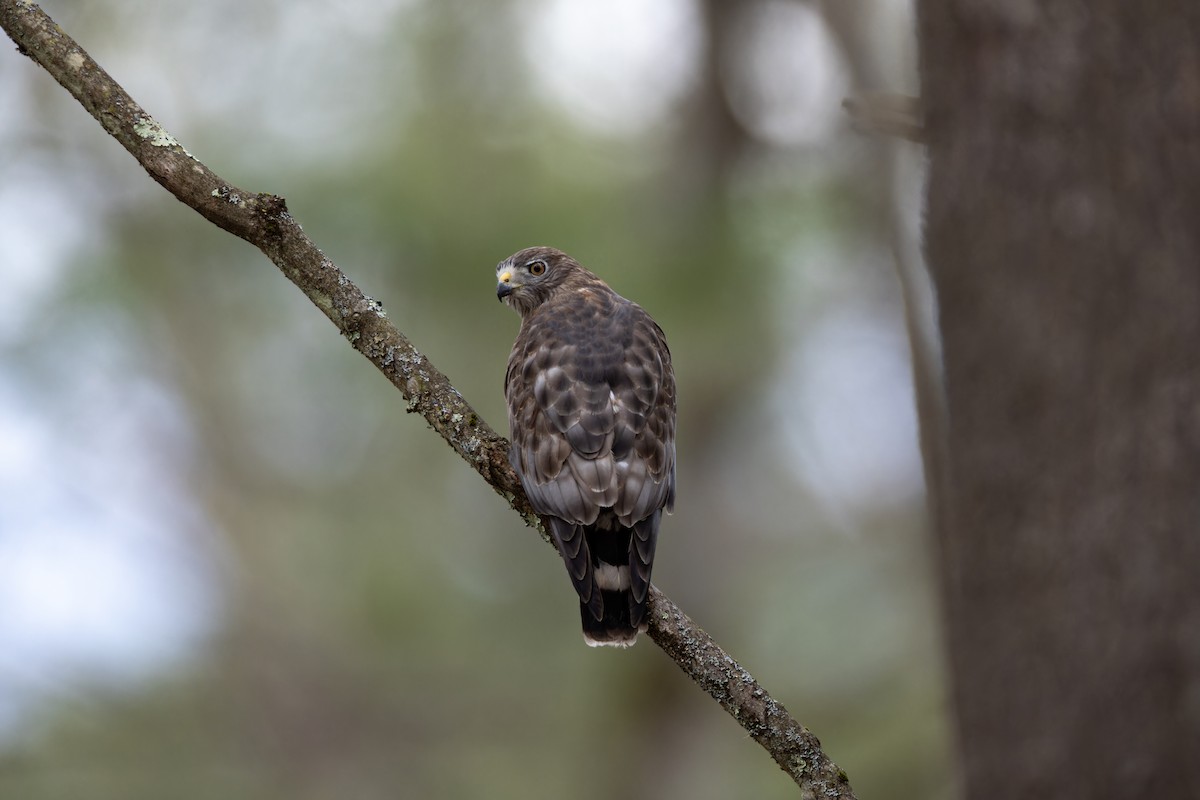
[528, 260, 547, 276]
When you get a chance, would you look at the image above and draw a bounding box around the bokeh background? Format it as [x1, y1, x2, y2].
[0, 1, 948, 797]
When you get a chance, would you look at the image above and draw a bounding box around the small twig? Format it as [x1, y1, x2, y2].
[1, 2, 855, 796]
[843, 91, 925, 143]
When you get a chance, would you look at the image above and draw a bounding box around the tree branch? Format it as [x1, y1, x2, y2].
[1, 2, 854, 795]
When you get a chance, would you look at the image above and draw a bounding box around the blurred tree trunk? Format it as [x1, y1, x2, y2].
[918, 2, 1200, 799]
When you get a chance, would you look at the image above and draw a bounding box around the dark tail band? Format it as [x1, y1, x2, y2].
[581, 589, 645, 648]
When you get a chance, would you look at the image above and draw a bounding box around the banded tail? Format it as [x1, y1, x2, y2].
[547, 511, 661, 648]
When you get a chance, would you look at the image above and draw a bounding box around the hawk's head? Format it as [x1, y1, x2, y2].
[496, 246, 589, 317]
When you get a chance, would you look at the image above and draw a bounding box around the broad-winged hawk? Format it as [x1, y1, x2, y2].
[496, 247, 676, 647]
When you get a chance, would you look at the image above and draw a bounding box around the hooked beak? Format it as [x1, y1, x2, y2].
[496, 270, 516, 300]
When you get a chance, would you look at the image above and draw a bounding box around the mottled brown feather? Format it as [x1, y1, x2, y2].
[498, 247, 676, 645]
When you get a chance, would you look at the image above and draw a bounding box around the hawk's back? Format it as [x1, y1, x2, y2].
[497, 247, 676, 646]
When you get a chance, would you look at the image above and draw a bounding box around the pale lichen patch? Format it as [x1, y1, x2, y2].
[211, 186, 244, 205]
[132, 115, 196, 159]
[66, 51, 85, 70]
[133, 115, 178, 148]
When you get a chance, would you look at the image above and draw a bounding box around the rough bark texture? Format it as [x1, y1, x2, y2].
[646, 591, 850, 791]
[919, 2, 1200, 798]
[0, 2, 854, 796]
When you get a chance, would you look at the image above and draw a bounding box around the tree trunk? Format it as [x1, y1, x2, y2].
[918, 2, 1200, 798]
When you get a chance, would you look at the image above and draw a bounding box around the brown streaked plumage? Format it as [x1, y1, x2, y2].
[496, 246, 676, 647]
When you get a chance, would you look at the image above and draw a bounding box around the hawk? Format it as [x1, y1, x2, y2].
[496, 247, 677, 647]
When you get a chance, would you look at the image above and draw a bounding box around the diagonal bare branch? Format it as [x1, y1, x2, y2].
[0, 2, 855, 795]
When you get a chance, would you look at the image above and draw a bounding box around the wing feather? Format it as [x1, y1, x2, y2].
[548, 518, 603, 621]
[504, 266, 676, 630]
[628, 512, 660, 620]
